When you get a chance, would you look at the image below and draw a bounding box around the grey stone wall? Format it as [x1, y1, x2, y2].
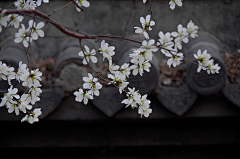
[1, 0, 240, 59]
[1, 1, 240, 155]
[1, 0, 240, 120]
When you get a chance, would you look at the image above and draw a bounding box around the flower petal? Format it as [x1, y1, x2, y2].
[90, 56, 98, 63]
[37, 30, 44, 37]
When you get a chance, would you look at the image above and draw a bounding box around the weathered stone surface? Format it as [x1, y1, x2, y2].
[55, 63, 88, 94]
[222, 82, 240, 108]
[53, 46, 83, 77]
[46, 95, 107, 120]
[184, 32, 227, 95]
[0, 88, 64, 121]
[35, 87, 64, 119]
[156, 83, 198, 116]
[37, 37, 59, 59]
[91, 86, 126, 117]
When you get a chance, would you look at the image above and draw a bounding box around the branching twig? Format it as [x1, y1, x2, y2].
[2, 9, 142, 44]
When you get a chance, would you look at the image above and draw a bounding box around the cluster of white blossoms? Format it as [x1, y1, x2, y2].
[74, 73, 102, 105]
[73, 11, 221, 118]
[0, 0, 222, 122]
[0, 61, 42, 124]
[0, 1, 46, 47]
[14, 0, 49, 10]
[156, 20, 200, 68]
[129, 40, 158, 76]
[194, 49, 221, 74]
[74, 40, 153, 117]
[0, 11, 24, 32]
[122, 87, 152, 117]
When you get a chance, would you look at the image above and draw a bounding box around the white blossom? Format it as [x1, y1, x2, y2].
[14, 0, 25, 9]
[23, 0, 37, 10]
[107, 74, 129, 94]
[130, 61, 151, 76]
[157, 31, 174, 55]
[142, 61, 151, 72]
[14, 0, 37, 10]
[194, 49, 221, 74]
[21, 69, 42, 88]
[8, 14, 24, 28]
[134, 26, 149, 39]
[36, 0, 49, 6]
[130, 64, 142, 76]
[83, 73, 103, 96]
[108, 60, 120, 74]
[78, 45, 98, 65]
[21, 108, 42, 124]
[169, 0, 183, 10]
[99, 40, 115, 61]
[18, 94, 32, 113]
[137, 94, 152, 117]
[117, 63, 131, 78]
[166, 51, 183, 67]
[158, 31, 173, 45]
[83, 73, 97, 89]
[138, 104, 152, 118]
[138, 39, 158, 61]
[0, 86, 20, 108]
[75, 0, 90, 12]
[171, 24, 189, 50]
[16, 61, 29, 82]
[121, 87, 141, 109]
[74, 88, 93, 105]
[27, 87, 42, 105]
[208, 63, 221, 74]
[14, 24, 32, 47]
[88, 82, 102, 96]
[187, 20, 199, 38]
[0, 61, 15, 85]
[134, 15, 155, 39]
[130, 49, 145, 65]
[194, 49, 211, 66]
[0, 10, 10, 33]
[140, 15, 155, 31]
[28, 19, 45, 40]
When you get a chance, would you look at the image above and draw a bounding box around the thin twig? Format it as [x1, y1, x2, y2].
[71, 0, 85, 13]
[25, 16, 36, 69]
[48, 2, 73, 16]
[122, 0, 133, 38]
[148, 0, 153, 19]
